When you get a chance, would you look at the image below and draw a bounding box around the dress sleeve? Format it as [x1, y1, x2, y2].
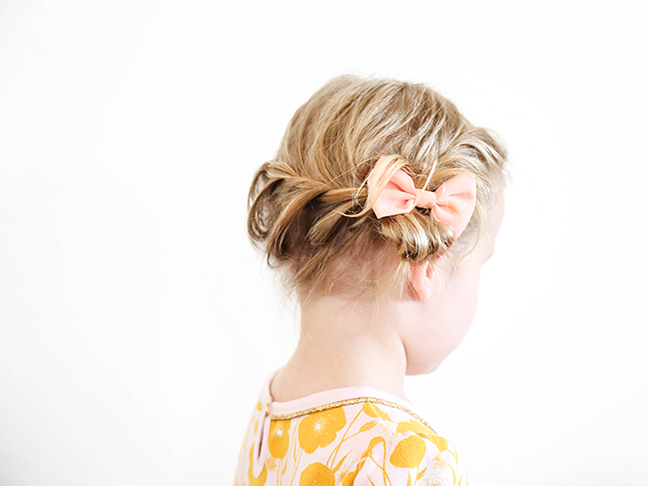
[341, 430, 468, 486]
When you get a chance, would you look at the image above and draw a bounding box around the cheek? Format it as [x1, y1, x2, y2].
[459, 272, 480, 320]
[452, 270, 481, 338]
[405, 271, 481, 375]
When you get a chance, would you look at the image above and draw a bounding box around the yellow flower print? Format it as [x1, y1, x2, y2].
[268, 419, 290, 459]
[362, 402, 391, 421]
[299, 462, 335, 486]
[247, 446, 267, 486]
[396, 420, 448, 454]
[396, 420, 430, 436]
[298, 407, 346, 454]
[364, 436, 385, 456]
[389, 435, 426, 468]
[341, 436, 384, 485]
[340, 463, 361, 486]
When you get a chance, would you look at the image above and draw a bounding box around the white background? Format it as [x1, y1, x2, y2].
[1, 0, 647, 484]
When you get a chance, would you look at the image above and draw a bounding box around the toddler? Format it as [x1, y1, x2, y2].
[234, 74, 508, 485]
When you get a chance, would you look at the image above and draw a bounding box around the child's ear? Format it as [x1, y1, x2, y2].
[408, 260, 435, 301]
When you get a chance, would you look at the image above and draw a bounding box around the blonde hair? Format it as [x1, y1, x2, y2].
[247, 74, 507, 304]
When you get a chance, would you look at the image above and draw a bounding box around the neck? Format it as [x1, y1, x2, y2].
[270, 294, 410, 403]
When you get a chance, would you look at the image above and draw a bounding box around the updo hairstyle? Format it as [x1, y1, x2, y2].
[247, 75, 507, 303]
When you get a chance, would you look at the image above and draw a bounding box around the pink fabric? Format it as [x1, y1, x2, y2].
[260, 372, 415, 417]
[367, 156, 477, 238]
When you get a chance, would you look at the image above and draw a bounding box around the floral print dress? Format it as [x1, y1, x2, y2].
[234, 375, 468, 485]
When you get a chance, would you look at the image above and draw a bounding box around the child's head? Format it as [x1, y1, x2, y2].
[248, 75, 507, 313]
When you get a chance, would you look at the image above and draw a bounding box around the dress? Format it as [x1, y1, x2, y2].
[233, 375, 468, 485]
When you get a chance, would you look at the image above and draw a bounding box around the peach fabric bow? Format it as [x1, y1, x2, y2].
[367, 157, 477, 238]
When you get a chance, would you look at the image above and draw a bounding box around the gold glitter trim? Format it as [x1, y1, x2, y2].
[269, 397, 437, 434]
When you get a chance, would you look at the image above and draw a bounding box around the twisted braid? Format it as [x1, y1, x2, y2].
[248, 161, 371, 268]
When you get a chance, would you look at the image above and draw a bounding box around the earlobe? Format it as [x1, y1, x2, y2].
[408, 261, 435, 301]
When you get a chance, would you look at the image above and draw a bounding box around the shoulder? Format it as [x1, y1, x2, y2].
[337, 401, 468, 486]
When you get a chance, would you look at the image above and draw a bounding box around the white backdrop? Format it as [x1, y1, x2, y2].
[1, 0, 647, 484]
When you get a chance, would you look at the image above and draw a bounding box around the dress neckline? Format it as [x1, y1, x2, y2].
[259, 371, 435, 433]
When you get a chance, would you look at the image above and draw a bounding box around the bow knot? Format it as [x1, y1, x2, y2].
[413, 188, 437, 208]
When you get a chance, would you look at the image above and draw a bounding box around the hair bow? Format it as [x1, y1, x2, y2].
[366, 156, 477, 239]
